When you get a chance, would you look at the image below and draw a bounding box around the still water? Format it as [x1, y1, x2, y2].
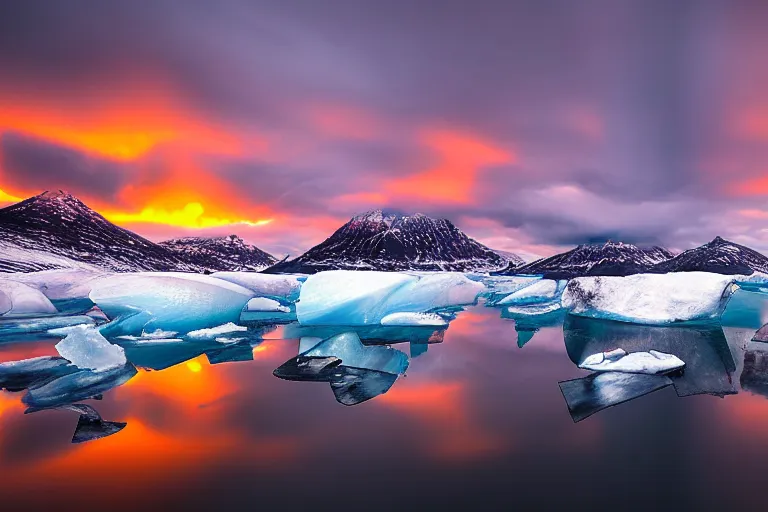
[1, 294, 768, 510]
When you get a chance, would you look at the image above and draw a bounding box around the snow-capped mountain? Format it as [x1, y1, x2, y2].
[496, 241, 674, 279]
[264, 210, 511, 273]
[0, 191, 198, 273]
[160, 235, 276, 272]
[650, 236, 768, 275]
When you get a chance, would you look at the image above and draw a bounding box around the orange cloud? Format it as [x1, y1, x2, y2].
[386, 130, 515, 204]
[728, 175, 768, 196]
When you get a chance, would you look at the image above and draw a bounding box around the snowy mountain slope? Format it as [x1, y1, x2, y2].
[263, 210, 511, 273]
[159, 235, 276, 272]
[0, 191, 199, 273]
[650, 236, 768, 275]
[495, 241, 674, 279]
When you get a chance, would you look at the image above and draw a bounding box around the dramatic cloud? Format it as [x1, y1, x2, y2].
[1, 0, 768, 257]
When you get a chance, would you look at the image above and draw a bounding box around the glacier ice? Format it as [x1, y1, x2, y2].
[0, 314, 96, 337]
[116, 338, 211, 371]
[296, 270, 482, 326]
[562, 272, 737, 324]
[186, 322, 248, 339]
[211, 272, 303, 302]
[89, 272, 254, 336]
[495, 279, 566, 306]
[2, 269, 106, 302]
[504, 302, 563, 317]
[23, 363, 137, 409]
[479, 275, 541, 304]
[559, 372, 673, 422]
[579, 348, 685, 375]
[54, 324, 127, 372]
[0, 356, 78, 391]
[245, 297, 291, 313]
[0, 280, 58, 317]
[380, 312, 448, 326]
[564, 315, 737, 398]
[302, 331, 409, 375]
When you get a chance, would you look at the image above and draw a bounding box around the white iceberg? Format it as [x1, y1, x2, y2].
[0, 280, 58, 317]
[579, 348, 685, 374]
[2, 269, 107, 302]
[302, 331, 409, 375]
[89, 272, 254, 336]
[244, 297, 291, 313]
[54, 324, 127, 372]
[296, 270, 482, 326]
[481, 276, 542, 302]
[380, 312, 448, 326]
[562, 272, 736, 325]
[496, 279, 566, 305]
[211, 272, 303, 302]
[505, 302, 563, 317]
[186, 322, 248, 339]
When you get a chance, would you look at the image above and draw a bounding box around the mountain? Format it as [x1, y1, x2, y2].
[650, 236, 768, 275]
[495, 241, 674, 279]
[159, 235, 276, 272]
[263, 210, 511, 273]
[0, 190, 200, 273]
[493, 249, 526, 267]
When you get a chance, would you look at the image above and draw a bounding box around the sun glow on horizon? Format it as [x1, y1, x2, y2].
[103, 202, 273, 229]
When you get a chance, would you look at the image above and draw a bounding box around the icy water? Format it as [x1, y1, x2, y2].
[2, 293, 768, 510]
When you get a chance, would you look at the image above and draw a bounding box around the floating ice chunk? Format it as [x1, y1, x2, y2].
[302, 331, 409, 375]
[505, 302, 563, 317]
[296, 271, 482, 326]
[0, 314, 96, 337]
[562, 272, 737, 324]
[496, 279, 566, 305]
[186, 322, 248, 339]
[0, 356, 77, 391]
[90, 272, 254, 336]
[245, 297, 291, 313]
[579, 348, 685, 375]
[54, 325, 127, 372]
[480, 276, 541, 303]
[211, 272, 303, 302]
[0, 280, 58, 317]
[380, 312, 448, 327]
[559, 372, 673, 422]
[116, 329, 179, 341]
[330, 367, 398, 406]
[23, 363, 137, 409]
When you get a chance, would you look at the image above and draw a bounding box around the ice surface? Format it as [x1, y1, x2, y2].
[0, 314, 96, 337]
[54, 325, 127, 372]
[116, 338, 211, 371]
[186, 322, 248, 339]
[495, 279, 566, 305]
[0, 280, 58, 317]
[380, 312, 448, 326]
[0, 356, 77, 391]
[206, 342, 255, 364]
[562, 272, 737, 324]
[302, 331, 409, 375]
[244, 297, 291, 313]
[2, 269, 107, 302]
[559, 372, 673, 422]
[296, 270, 482, 326]
[89, 272, 254, 336]
[579, 348, 685, 374]
[504, 302, 563, 317]
[479, 276, 541, 304]
[211, 272, 303, 302]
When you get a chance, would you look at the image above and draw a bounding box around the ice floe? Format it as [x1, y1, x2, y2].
[579, 348, 685, 374]
[54, 324, 127, 372]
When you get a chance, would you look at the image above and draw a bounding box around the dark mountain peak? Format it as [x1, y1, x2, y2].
[651, 236, 768, 275]
[264, 210, 508, 273]
[497, 240, 673, 278]
[160, 234, 276, 272]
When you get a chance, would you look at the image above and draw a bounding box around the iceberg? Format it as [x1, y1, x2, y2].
[380, 312, 447, 327]
[273, 355, 343, 381]
[562, 272, 737, 324]
[90, 272, 254, 336]
[285, 323, 445, 347]
[479, 275, 541, 304]
[116, 338, 211, 371]
[559, 372, 673, 422]
[244, 297, 291, 313]
[495, 279, 566, 306]
[206, 342, 255, 364]
[579, 348, 685, 375]
[0, 356, 78, 391]
[302, 331, 409, 375]
[504, 302, 563, 317]
[2, 269, 106, 303]
[564, 315, 737, 398]
[23, 363, 138, 409]
[0, 314, 97, 337]
[54, 325, 127, 372]
[24, 403, 127, 443]
[296, 270, 482, 326]
[0, 280, 58, 317]
[186, 322, 248, 339]
[211, 272, 303, 302]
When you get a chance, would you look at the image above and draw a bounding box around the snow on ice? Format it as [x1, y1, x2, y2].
[579, 348, 685, 374]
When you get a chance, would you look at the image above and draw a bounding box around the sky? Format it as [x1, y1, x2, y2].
[1, 0, 768, 260]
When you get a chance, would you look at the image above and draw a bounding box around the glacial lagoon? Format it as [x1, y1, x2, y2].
[2, 274, 768, 509]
